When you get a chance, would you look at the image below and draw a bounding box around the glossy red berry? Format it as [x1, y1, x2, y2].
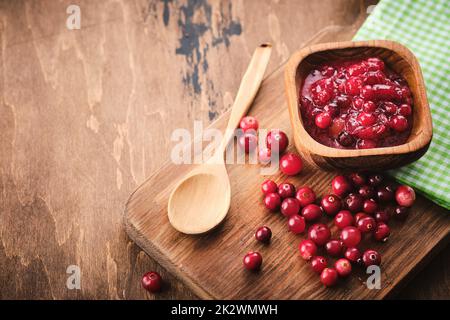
[354, 212, 368, 224]
[395, 185, 416, 207]
[320, 268, 338, 287]
[344, 193, 364, 213]
[301, 204, 323, 222]
[264, 193, 281, 211]
[266, 130, 289, 153]
[373, 222, 390, 242]
[348, 172, 366, 187]
[362, 249, 381, 267]
[308, 223, 331, 246]
[239, 116, 259, 133]
[288, 215, 306, 234]
[315, 112, 332, 129]
[393, 206, 409, 221]
[281, 198, 301, 217]
[334, 210, 354, 229]
[389, 115, 408, 132]
[344, 247, 361, 263]
[261, 179, 277, 195]
[368, 174, 384, 187]
[377, 184, 395, 202]
[357, 216, 376, 233]
[321, 194, 342, 216]
[243, 251, 263, 271]
[331, 175, 353, 197]
[358, 185, 375, 199]
[299, 239, 317, 260]
[340, 226, 361, 248]
[238, 132, 258, 153]
[255, 226, 272, 243]
[142, 271, 162, 293]
[335, 258, 352, 277]
[278, 182, 296, 199]
[311, 256, 328, 274]
[295, 186, 316, 207]
[363, 198, 378, 214]
[325, 240, 343, 257]
[280, 153, 303, 176]
[258, 147, 272, 164]
[374, 210, 390, 223]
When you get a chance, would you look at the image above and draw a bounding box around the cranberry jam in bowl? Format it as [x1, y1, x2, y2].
[300, 57, 413, 149]
[285, 41, 432, 170]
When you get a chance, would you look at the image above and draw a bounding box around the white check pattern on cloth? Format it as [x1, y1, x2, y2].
[353, 0, 450, 209]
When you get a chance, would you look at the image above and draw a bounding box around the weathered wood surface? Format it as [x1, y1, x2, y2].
[0, 0, 448, 299]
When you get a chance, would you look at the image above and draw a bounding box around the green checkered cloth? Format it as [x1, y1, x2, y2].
[354, 0, 450, 210]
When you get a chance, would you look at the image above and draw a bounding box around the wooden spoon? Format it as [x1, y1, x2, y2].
[168, 43, 272, 234]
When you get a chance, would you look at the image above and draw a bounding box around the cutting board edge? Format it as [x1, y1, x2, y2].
[123, 210, 216, 299]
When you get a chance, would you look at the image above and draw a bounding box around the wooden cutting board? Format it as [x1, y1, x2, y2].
[124, 41, 450, 299]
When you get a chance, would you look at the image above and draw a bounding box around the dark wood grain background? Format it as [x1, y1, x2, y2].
[0, 0, 448, 299]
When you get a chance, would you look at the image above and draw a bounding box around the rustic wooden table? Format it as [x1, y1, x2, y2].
[0, 0, 448, 299]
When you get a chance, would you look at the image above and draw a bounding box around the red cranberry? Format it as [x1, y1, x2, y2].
[358, 112, 377, 126]
[355, 212, 369, 224]
[377, 184, 395, 202]
[368, 174, 384, 187]
[296, 186, 316, 207]
[334, 210, 354, 229]
[360, 85, 374, 100]
[142, 271, 162, 293]
[344, 193, 364, 213]
[320, 268, 338, 287]
[281, 198, 301, 217]
[348, 172, 366, 187]
[278, 182, 296, 199]
[383, 101, 398, 114]
[325, 240, 343, 257]
[393, 206, 409, 221]
[353, 97, 364, 109]
[243, 251, 263, 271]
[288, 215, 306, 234]
[395, 185, 416, 207]
[367, 57, 384, 71]
[340, 226, 361, 248]
[348, 63, 368, 76]
[345, 77, 362, 95]
[331, 175, 353, 197]
[299, 239, 317, 260]
[344, 247, 361, 263]
[258, 147, 272, 164]
[301, 204, 323, 222]
[264, 193, 281, 211]
[266, 130, 289, 153]
[375, 210, 390, 223]
[315, 112, 332, 129]
[389, 115, 408, 132]
[321, 194, 342, 216]
[363, 199, 378, 214]
[358, 185, 375, 199]
[357, 216, 376, 233]
[255, 226, 272, 243]
[356, 139, 377, 149]
[322, 66, 335, 77]
[280, 153, 303, 176]
[311, 256, 328, 274]
[373, 222, 390, 242]
[335, 258, 352, 277]
[238, 132, 258, 153]
[308, 223, 331, 246]
[261, 179, 277, 195]
[363, 101, 376, 113]
[398, 104, 412, 116]
[239, 116, 259, 133]
[362, 249, 381, 267]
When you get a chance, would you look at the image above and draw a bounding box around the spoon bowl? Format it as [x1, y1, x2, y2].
[168, 44, 272, 234]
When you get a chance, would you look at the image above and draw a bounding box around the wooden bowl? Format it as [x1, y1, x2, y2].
[284, 40, 433, 171]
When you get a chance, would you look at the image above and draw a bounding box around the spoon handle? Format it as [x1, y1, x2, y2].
[217, 43, 272, 156]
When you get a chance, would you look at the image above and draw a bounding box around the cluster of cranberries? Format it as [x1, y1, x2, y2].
[238, 116, 303, 176]
[300, 57, 413, 149]
[245, 172, 416, 288]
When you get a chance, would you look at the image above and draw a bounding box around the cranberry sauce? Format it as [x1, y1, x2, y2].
[299, 57, 413, 149]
